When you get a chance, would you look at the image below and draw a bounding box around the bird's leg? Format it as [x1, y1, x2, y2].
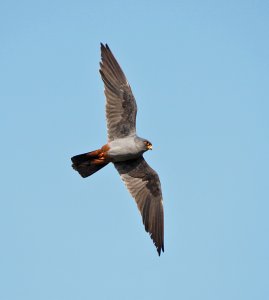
[97, 144, 110, 161]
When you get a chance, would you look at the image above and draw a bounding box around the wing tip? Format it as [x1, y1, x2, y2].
[100, 42, 110, 52]
[156, 241, 164, 256]
[149, 230, 164, 256]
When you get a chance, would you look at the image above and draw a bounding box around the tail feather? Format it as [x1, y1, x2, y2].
[71, 150, 109, 178]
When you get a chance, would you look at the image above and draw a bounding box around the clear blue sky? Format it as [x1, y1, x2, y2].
[1, 1, 269, 299]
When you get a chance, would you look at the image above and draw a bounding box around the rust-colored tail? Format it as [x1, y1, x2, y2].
[71, 149, 109, 178]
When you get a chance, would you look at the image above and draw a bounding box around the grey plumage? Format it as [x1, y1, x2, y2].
[114, 157, 164, 255]
[100, 43, 137, 142]
[100, 44, 164, 255]
[72, 43, 164, 255]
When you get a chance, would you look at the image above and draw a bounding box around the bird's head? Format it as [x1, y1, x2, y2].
[143, 140, 153, 151]
[135, 137, 153, 152]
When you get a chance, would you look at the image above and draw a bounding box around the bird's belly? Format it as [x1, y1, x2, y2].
[107, 144, 141, 162]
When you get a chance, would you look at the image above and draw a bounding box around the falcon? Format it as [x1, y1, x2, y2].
[71, 43, 164, 255]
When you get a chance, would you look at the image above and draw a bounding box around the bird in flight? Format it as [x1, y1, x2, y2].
[71, 43, 164, 255]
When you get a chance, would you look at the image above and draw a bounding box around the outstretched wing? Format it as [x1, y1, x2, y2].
[99, 43, 137, 142]
[114, 157, 164, 255]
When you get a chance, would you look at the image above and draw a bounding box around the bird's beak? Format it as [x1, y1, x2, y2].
[147, 144, 153, 150]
